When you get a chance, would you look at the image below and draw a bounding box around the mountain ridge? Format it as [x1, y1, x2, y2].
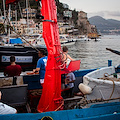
[89, 16, 120, 34]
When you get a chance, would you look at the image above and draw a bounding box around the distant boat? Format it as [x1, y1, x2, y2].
[60, 34, 76, 46]
[76, 35, 91, 41]
[23, 34, 46, 46]
[61, 40, 75, 46]
[87, 33, 99, 39]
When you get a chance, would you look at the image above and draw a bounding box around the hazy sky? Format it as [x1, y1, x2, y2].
[59, 0, 120, 20]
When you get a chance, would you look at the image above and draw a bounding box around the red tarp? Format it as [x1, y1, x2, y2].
[61, 60, 81, 74]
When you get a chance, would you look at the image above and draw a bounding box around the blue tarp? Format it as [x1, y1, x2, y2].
[10, 38, 23, 44]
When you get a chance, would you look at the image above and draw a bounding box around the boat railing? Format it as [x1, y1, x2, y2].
[0, 84, 31, 113]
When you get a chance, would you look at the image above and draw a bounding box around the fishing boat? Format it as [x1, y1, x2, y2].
[0, 102, 120, 120]
[0, 45, 47, 72]
[0, 60, 120, 120]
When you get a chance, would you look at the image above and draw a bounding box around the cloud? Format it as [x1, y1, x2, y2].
[88, 11, 105, 18]
[107, 11, 120, 17]
[88, 11, 120, 21]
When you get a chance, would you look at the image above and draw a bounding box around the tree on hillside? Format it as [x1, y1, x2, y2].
[72, 9, 78, 27]
[55, 0, 64, 17]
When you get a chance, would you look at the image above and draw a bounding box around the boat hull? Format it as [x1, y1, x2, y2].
[61, 41, 75, 46]
[0, 102, 120, 120]
[82, 66, 120, 104]
[0, 46, 47, 72]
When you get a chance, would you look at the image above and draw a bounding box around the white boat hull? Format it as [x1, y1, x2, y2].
[81, 66, 120, 104]
[61, 41, 75, 46]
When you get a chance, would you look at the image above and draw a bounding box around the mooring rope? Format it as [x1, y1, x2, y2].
[76, 96, 120, 107]
[98, 72, 120, 99]
[109, 79, 115, 99]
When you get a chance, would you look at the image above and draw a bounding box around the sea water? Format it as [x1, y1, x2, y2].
[68, 35, 120, 69]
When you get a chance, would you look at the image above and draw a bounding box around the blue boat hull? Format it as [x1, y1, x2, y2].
[0, 102, 120, 120]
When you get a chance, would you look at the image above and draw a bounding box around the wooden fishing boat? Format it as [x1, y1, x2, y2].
[79, 65, 120, 107]
[1, 65, 120, 119]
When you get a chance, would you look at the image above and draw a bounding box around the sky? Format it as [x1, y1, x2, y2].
[59, 0, 120, 21]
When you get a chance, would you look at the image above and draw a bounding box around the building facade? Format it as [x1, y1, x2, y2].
[77, 11, 97, 35]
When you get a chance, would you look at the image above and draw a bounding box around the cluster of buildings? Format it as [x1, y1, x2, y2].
[9, 19, 42, 35]
[0, 3, 97, 36]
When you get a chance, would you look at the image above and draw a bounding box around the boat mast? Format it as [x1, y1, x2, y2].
[18, 2, 23, 19]
[0, 9, 2, 16]
[8, 4, 11, 42]
[26, 0, 29, 34]
[15, 6, 18, 32]
[3, 0, 7, 33]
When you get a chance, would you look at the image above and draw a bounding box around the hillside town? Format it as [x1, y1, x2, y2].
[0, 1, 98, 38]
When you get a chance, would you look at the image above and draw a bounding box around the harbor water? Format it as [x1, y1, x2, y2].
[68, 35, 120, 69]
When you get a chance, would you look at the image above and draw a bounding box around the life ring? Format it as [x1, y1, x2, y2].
[41, 116, 53, 120]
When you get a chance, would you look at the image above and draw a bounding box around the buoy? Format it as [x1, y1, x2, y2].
[78, 83, 92, 94]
